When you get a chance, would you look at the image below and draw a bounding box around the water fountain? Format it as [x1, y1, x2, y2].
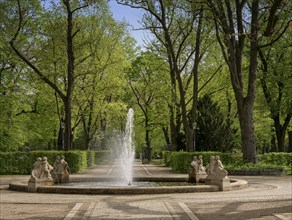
[9, 109, 248, 194]
[119, 108, 135, 185]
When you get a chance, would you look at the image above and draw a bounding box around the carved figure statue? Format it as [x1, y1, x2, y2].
[53, 156, 62, 172]
[28, 156, 54, 192]
[31, 157, 42, 179]
[52, 155, 69, 183]
[206, 156, 215, 176]
[198, 155, 206, 173]
[60, 155, 69, 174]
[189, 156, 199, 173]
[30, 157, 53, 180]
[214, 155, 228, 178]
[41, 157, 53, 179]
[189, 155, 207, 183]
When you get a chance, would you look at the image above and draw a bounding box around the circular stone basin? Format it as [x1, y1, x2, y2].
[9, 176, 248, 194]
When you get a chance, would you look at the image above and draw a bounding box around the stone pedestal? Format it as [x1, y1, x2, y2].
[28, 179, 38, 192]
[189, 173, 207, 183]
[52, 172, 69, 183]
[205, 177, 231, 191]
[28, 177, 54, 192]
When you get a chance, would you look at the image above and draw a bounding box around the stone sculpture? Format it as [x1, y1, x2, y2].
[189, 155, 207, 183]
[205, 155, 230, 191]
[198, 155, 206, 173]
[52, 155, 69, 183]
[28, 157, 54, 192]
[28, 155, 70, 192]
[41, 157, 54, 179]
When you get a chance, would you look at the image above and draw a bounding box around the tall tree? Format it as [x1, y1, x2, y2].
[207, 0, 289, 162]
[74, 11, 133, 150]
[258, 33, 292, 152]
[127, 51, 169, 150]
[117, 0, 209, 152]
[0, 1, 61, 151]
[196, 94, 237, 152]
[8, 0, 96, 150]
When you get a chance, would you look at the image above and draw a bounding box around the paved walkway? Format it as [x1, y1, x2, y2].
[0, 160, 291, 220]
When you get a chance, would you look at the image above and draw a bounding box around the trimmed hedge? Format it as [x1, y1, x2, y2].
[87, 151, 95, 167]
[163, 151, 292, 174]
[93, 150, 113, 164]
[258, 153, 292, 166]
[162, 151, 172, 166]
[167, 151, 243, 173]
[0, 150, 112, 175]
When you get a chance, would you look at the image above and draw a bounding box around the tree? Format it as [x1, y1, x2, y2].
[7, 0, 115, 150]
[258, 33, 292, 152]
[75, 13, 133, 150]
[196, 94, 237, 152]
[117, 0, 211, 152]
[127, 51, 169, 151]
[207, 0, 289, 162]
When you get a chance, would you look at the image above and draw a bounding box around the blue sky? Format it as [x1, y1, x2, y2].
[108, 1, 146, 47]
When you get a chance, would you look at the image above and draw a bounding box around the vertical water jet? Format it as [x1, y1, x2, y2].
[119, 108, 135, 185]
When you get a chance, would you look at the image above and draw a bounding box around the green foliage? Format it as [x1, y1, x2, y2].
[162, 151, 172, 166]
[86, 150, 95, 167]
[196, 94, 237, 152]
[0, 0, 290, 157]
[93, 150, 113, 164]
[86, 150, 112, 167]
[170, 151, 239, 173]
[0, 150, 91, 174]
[167, 151, 292, 174]
[170, 151, 192, 173]
[0, 152, 32, 174]
[258, 153, 292, 166]
[63, 151, 87, 174]
[126, 51, 171, 151]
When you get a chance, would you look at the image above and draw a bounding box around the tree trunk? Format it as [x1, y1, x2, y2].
[64, 97, 72, 150]
[162, 127, 170, 145]
[276, 131, 285, 152]
[81, 115, 90, 150]
[145, 114, 151, 148]
[64, 1, 75, 150]
[271, 135, 277, 152]
[170, 104, 179, 150]
[238, 102, 257, 163]
[288, 131, 292, 153]
[57, 123, 64, 151]
[190, 7, 203, 152]
[274, 114, 292, 152]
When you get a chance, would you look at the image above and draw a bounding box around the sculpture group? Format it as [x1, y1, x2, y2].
[189, 155, 230, 190]
[28, 155, 69, 192]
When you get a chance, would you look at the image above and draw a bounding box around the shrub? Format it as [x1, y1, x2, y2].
[258, 153, 292, 166]
[63, 151, 87, 173]
[0, 150, 88, 174]
[168, 151, 292, 174]
[87, 151, 95, 167]
[93, 150, 112, 164]
[162, 151, 172, 166]
[170, 151, 239, 173]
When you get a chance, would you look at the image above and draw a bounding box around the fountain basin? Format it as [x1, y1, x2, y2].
[9, 176, 248, 194]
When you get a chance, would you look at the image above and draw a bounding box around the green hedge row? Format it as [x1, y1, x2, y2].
[0, 150, 112, 175]
[86, 150, 113, 167]
[163, 151, 292, 174]
[258, 153, 292, 165]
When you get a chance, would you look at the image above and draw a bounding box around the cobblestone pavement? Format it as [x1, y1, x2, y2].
[0, 161, 291, 220]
